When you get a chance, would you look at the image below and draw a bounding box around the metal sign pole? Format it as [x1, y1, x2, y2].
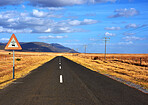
[13, 50, 15, 79]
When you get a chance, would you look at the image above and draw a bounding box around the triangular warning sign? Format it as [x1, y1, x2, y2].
[5, 34, 22, 50]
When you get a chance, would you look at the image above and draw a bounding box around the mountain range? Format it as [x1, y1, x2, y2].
[0, 42, 77, 53]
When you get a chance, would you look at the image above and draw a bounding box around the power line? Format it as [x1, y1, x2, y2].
[117, 25, 148, 37]
[131, 27, 148, 34]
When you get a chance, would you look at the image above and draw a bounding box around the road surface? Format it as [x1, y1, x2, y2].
[0, 56, 148, 105]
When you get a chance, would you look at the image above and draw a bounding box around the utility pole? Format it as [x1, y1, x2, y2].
[84, 45, 87, 53]
[103, 37, 110, 60]
[83, 45, 87, 61]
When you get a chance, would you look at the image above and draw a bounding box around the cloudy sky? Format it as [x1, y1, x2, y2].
[0, 0, 148, 53]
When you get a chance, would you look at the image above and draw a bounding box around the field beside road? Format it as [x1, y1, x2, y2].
[0, 51, 148, 93]
[0, 56, 147, 105]
[65, 53, 148, 92]
[0, 50, 56, 89]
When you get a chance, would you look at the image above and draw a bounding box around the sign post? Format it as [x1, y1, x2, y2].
[13, 50, 15, 79]
[5, 34, 22, 79]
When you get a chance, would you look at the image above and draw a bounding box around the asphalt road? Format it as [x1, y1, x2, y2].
[0, 56, 147, 105]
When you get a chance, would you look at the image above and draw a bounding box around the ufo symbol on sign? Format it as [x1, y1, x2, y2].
[11, 41, 15, 46]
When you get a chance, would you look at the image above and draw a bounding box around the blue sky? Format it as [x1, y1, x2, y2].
[0, 0, 148, 53]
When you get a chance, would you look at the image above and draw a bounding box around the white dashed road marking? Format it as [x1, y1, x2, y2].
[60, 75, 63, 83]
[59, 66, 62, 69]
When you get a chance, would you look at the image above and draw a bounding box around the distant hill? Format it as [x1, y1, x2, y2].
[0, 43, 5, 50]
[0, 42, 77, 53]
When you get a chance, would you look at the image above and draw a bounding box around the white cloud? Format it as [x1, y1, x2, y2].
[0, 38, 9, 42]
[109, 8, 139, 18]
[123, 32, 136, 35]
[105, 27, 121, 30]
[0, 11, 56, 33]
[125, 24, 147, 29]
[123, 36, 145, 41]
[0, 10, 94, 34]
[29, 0, 115, 7]
[55, 27, 85, 33]
[0, 0, 118, 7]
[118, 41, 133, 45]
[0, 0, 22, 6]
[32, 9, 63, 18]
[68, 20, 81, 26]
[90, 38, 100, 41]
[20, 13, 29, 17]
[22, 5, 26, 9]
[45, 28, 51, 33]
[69, 19, 98, 26]
[33, 25, 86, 34]
[125, 23, 139, 28]
[56, 27, 87, 34]
[66, 16, 79, 19]
[32, 9, 48, 18]
[38, 35, 68, 39]
[59, 27, 70, 31]
[28, 0, 85, 7]
[105, 32, 116, 36]
[0, 11, 17, 19]
[0, 26, 32, 33]
[47, 7, 64, 10]
[55, 35, 68, 39]
[82, 19, 98, 25]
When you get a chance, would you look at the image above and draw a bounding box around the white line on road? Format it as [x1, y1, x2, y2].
[59, 66, 62, 69]
[59, 62, 61, 65]
[59, 58, 61, 62]
[60, 75, 63, 83]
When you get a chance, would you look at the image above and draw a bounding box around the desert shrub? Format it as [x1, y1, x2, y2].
[16, 58, 21, 61]
[93, 56, 98, 60]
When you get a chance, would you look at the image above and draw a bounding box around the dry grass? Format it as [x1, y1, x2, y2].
[1, 51, 148, 90]
[0, 50, 56, 89]
[65, 53, 148, 90]
[76, 53, 148, 66]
